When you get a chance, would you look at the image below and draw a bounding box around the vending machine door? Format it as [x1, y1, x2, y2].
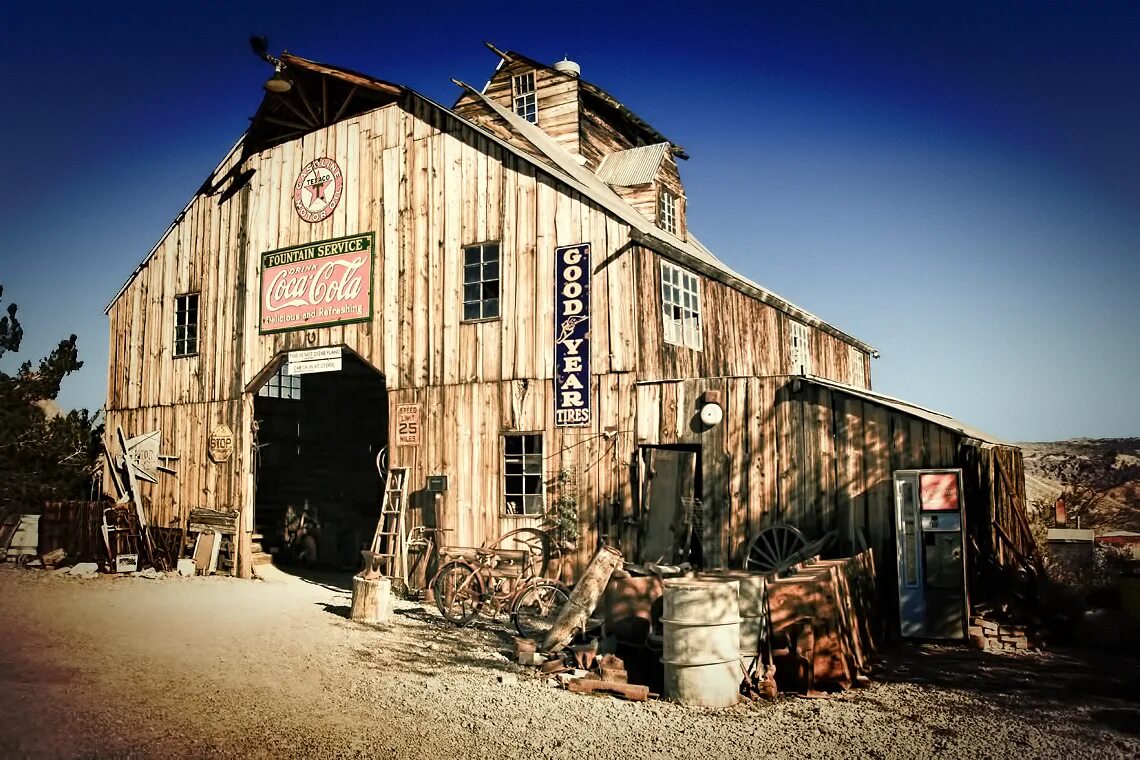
[894, 469, 969, 639]
[894, 474, 925, 637]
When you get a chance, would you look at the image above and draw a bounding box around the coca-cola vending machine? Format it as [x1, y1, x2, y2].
[893, 469, 969, 639]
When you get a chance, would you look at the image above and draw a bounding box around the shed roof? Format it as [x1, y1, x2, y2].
[802, 375, 1010, 446]
[595, 143, 670, 186]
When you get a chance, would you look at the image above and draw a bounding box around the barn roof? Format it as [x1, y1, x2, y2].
[105, 52, 878, 356]
[477, 48, 688, 160]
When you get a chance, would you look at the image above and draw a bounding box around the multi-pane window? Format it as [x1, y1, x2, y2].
[659, 189, 678, 235]
[790, 320, 812, 376]
[463, 243, 500, 321]
[512, 71, 537, 124]
[258, 365, 302, 400]
[174, 293, 199, 357]
[660, 261, 702, 350]
[848, 346, 866, 388]
[504, 434, 544, 515]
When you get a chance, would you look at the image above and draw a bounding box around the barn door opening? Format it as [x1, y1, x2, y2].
[251, 351, 388, 572]
[636, 446, 702, 567]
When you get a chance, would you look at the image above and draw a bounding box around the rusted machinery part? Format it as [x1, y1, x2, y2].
[487, 527, 553, 579]
[742, 524, 811, 575]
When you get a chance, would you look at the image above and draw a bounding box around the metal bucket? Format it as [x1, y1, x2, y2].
[660, 578, 741, 707]
[700, 570, 768, 656]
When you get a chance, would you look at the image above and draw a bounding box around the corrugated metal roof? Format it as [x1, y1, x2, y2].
[801, 376, 1010, 446]
[595, 143, 669, 186]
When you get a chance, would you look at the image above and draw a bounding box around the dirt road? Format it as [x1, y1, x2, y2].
[1, 564, 1136, 759]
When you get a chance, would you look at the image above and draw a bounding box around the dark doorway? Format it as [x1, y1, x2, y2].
[636, 445, 703, 567]
[252, 353, 388, 570]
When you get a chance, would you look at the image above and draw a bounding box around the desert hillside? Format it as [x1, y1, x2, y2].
[1019, 437, 1140, 532]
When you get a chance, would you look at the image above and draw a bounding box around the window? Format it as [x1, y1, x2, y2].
[512, 71, 537, 124]
[174, 293, 199, 357]
[660, 261, 702, 350]
[848, 347, 866, 388]
[659, 189, 678, 235]
[258, 364, 302, 400]
[504, 433, 544, 515]
[463, 243, 500, 321]
[790, 320, 812, 375]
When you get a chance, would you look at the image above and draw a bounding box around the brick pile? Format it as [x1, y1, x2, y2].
[968, 615, 1035, 651]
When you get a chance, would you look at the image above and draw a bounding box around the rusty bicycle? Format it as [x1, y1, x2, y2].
[431, 528, 570, 640]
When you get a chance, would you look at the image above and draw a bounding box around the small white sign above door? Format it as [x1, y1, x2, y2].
[288, 347, 342, 364]
[288, 357, 343, 375]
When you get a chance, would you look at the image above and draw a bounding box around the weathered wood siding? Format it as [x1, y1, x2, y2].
[453, 61, 581, 157]
[106, 85, 878, 578]
[631, 377, 1031, 604]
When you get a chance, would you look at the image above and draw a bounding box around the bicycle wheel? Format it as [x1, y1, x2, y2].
[433, 561, 485, 625]
[511, 581, 570, 641]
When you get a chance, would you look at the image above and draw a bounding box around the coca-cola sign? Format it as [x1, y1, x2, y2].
[259, 232, 374, 334]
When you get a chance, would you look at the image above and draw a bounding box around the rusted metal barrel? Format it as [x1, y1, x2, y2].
[700, 570, 768, 657]
[660, 577, 741, 707]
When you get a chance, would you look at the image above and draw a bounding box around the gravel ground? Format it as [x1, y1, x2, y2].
[1, 563, 1137, 759]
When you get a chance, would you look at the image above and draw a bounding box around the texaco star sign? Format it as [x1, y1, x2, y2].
[293, 157, 344, 223]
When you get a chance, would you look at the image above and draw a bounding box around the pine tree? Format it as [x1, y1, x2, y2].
[0, 284, 101, 514]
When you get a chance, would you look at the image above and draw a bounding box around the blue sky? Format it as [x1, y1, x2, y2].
[1, 1, 1136, 442]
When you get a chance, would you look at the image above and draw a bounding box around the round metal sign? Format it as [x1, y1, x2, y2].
[293, 157, 344, 223]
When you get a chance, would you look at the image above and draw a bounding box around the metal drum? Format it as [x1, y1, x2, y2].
[700, 570, 768, 657]
[660, 578, 742, 707]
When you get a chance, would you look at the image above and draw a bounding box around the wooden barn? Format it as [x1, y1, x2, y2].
[103, 46, 1036, 630]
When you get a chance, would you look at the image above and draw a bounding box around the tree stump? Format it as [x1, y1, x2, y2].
[351, 575, 392, 624]
[542, 546, 622, 651]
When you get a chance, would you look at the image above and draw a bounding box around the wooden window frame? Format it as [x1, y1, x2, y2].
[848, 346, 866, 388]
[173, 292, 199, 358]
[512, 71, 538, 124]
[790, 320, 812, 376]
[503, 432, 545, 516]
[658, 188, 678, 235]
[462, 242, 501, 322]
[257, 364, 302, 400]
[660, 261, 703, 351]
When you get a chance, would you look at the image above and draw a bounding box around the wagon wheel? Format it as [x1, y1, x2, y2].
[743, 524, 810, 575]
[487, 528, 552, 580]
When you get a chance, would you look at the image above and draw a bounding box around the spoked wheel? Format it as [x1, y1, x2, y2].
[432, 561, 485, 625]
[743, 524, 810, 575]
[489, 528, 553, 579]
[511, 581, 570, 641]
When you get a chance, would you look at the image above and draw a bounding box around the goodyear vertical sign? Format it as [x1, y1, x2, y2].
[554, 243, 591, 427]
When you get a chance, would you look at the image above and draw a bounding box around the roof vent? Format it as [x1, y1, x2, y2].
[554, 58, 581, 78]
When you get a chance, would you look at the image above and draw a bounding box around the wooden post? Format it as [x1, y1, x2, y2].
[351, 575, 392, 624]
[542, 545, 622, 652]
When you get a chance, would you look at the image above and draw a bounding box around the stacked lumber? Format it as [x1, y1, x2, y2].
[968, 615, 1035, 651]
[766, 549, 879, 689]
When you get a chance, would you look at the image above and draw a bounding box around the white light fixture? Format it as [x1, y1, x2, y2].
[700, 401, 723, 427]
[264, 64, 292, 94]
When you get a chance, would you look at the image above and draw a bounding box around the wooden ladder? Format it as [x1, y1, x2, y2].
[368, 467, 409, 587]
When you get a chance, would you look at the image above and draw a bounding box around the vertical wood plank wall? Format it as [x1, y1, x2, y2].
[632, 376, 1029, 596]
[105, 92, 880, 577]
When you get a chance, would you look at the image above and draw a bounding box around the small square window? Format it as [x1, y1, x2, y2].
[503, 433, 543, 515]
[512, 71, 538, 124]
[848, 346, 866, 388]
[790, 321, 812, 376]
[462, 243, 501, 321]
[174, 293, 200, 358]
[660, 261, 702, 350]
[257, 364, 302, 400]
[659, 189, 678, 235]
